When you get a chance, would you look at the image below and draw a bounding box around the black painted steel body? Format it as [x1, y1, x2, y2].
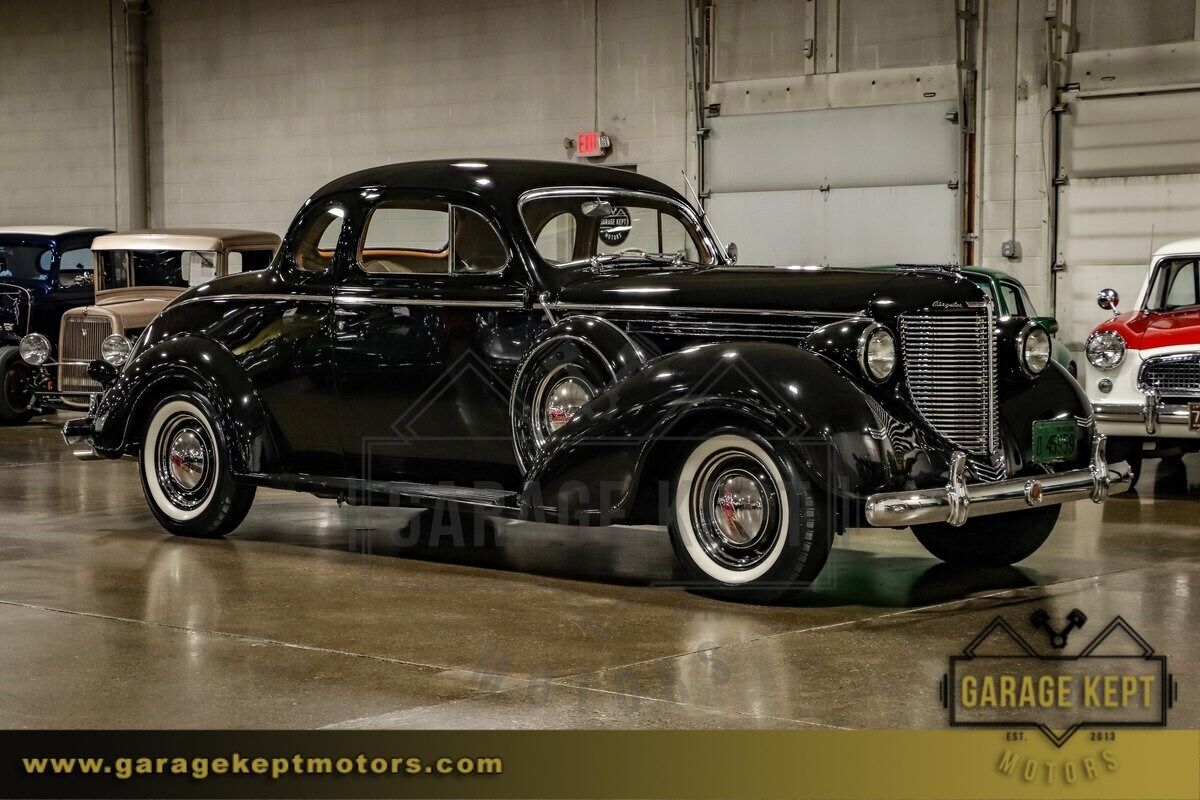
[79, 160, 1092, 526]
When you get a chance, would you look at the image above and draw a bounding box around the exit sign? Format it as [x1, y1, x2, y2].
[576, 131, 610, 158]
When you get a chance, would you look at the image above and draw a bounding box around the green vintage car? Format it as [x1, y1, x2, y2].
[866, 264, 1075, 376]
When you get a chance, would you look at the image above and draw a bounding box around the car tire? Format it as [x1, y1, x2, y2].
[139, 393, 255, 538]
[510, 338, 613, 471]
[1106, 437, 1143, 490]
[0, 346, 36, 425]
[667, 431, 832, 603]
[912, 505, 1060, 567]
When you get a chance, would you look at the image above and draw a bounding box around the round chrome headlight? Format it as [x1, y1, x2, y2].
[859, 325, 896, 382]
[1019, 324, 1052, 376]
[1085, 330, 1126, 371]
[18, 333, 51, 366]
[100, 334, 133, 367]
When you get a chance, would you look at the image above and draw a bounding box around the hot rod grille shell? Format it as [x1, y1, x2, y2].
[58, 315, 114, 406]
[1139, 353, 1200, 398]
[899, 311, 998, 456]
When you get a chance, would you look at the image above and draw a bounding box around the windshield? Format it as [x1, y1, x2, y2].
[0, 244, 53, 286]
[522, 192, 715, 267]
[98, 249, 219, 290]
[1145, 257, 1199, 311]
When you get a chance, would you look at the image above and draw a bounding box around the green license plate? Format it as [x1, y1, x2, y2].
[1032, 419, 1078, 464]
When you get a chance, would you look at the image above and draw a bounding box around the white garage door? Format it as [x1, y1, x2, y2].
[1055, 91, 1200, 381]
[705, 100, 960, 267]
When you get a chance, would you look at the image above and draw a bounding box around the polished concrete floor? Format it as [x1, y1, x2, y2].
[0, 414, 1197, 729]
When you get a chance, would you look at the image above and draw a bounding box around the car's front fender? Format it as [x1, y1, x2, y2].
[519, 342, 897, 524]
[90, 333, 281, 475]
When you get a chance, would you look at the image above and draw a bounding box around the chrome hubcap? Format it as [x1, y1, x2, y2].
[167, 429, 207, 491]
[154, 412, 214, 511]
[690, 450, 781, 571]
[545, 377, 592, 433]
[710, 472, 767, 545]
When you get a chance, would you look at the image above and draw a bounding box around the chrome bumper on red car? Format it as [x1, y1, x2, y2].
[864, 435, 1132, 528]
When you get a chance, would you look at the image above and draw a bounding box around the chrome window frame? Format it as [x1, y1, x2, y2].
[517, 186, 725, 269]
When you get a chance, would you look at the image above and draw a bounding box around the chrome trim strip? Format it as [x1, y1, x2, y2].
[334, 295, 526, 309]
[171, 293, 333, 308]
[554, 302, 853, 319]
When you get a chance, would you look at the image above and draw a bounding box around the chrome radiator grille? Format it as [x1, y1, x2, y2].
[1139, 354, 1200, 397]
[58, 316, 113, 397]
[899, 311, 998, 455]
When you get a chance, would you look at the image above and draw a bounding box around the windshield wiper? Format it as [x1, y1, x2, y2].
[585, 249, 688, 271]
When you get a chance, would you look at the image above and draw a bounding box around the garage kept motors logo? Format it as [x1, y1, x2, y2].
[598, 207, 632, 247]
[941, 610, 1179, 746]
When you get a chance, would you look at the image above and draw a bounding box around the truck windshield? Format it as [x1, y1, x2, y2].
[521, 192, 715, 267]
[0, 244, 53, 285]
[99, 249, 218, 290]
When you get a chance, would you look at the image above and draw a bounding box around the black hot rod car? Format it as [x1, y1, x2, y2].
[63, 160, 1131, 599]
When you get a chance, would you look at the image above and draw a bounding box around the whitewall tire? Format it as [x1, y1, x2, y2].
[667, 431, 832, 602]
[139, 393, 255, 538]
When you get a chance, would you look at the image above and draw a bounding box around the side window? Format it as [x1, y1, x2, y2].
[533, 212, 578, 264]
[294, 206, 345, 272]
[1017, 285, 1039, 316]
[58, 248, 94, 287]
[360, 202, 449, 274]
[999, 282, 1025, 316]
[227, 249, 272, 274]
[452, 207, 507, 274]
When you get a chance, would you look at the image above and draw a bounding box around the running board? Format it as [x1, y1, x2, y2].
[239, 472, 519, 511]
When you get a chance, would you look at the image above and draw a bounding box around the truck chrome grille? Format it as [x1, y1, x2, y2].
[58, 316, 113, 400]
[1139, 353, 1200, 398]
[899, 311, 998, 455]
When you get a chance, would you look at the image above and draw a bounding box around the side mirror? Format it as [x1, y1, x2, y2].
[86, 360, 118, 388]
[725, 242, 738, 264]
[581, 199, 615, 218]
[1096, 288, 1120, 315]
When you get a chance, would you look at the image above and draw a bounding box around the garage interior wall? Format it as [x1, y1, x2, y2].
[1, 0, 1199, 350]
[0, 0, 689, 235]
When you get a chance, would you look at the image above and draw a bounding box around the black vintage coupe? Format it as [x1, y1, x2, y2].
[64, 160, 1130, 599]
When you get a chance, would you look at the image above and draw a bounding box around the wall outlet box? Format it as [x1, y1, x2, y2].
[1001, 240, 1021, 259]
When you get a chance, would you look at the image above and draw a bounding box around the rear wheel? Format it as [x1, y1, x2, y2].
[0, 346, 36, 424]
[913, 505, 1060, 567]
[667, 431, 832, 603]
[139, 393, 255, 538]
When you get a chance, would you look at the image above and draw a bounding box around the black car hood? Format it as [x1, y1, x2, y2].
[552, 265, 988, 319]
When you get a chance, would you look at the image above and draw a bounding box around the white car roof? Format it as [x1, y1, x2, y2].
[0, 226, 106, 237]
[92, 228, 281, 253]
[1153, 238, 1200, 259]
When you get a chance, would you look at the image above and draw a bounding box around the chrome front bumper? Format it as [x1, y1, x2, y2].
[1093, 390, 1197, 435]
[864, 435, 1132, 528]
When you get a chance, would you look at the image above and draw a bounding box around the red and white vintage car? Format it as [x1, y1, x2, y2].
[1087, 238, 1200, 485]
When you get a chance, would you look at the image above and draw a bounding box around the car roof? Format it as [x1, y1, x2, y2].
[0, 226, 111, 239]
[92, 228, 282, 253]
[312, 158, 683, 205]
[1153, 238, 1200, 258]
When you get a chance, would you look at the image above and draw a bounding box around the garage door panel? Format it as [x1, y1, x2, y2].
[707, 101, 958, 193]
[1055, 173, 1200, 353]
[708, 184, 958, 267]
[1063, 92, 1200, 178]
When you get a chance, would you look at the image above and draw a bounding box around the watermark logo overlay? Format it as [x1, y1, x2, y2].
[941, 610, 1180, 746]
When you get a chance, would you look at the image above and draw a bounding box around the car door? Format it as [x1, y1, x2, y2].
[332, 195, 542, 489]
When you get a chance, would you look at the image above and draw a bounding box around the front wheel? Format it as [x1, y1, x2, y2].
[0, 346, 36, 424]
[139, 393, 255, 538]
[668, 432, 832, 603]
[912, 504, 1060, 567]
